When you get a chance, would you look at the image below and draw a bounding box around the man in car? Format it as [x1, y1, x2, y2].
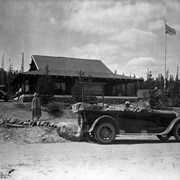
[124, 101, 131, 111]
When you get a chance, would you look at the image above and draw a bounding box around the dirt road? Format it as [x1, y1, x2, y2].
[1, 102, 180, 179]
[1, 135, 180, 180]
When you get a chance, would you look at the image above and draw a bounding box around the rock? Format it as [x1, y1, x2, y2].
[46, 122, 50, 126]
[42, 121, 46, 126]
[57, 124, 81, 142]
[14, 119, 21, 124]
[33, 121, 37, 126]
[50, 123, 55, 127]
[19, 120, 23, 124]
[29, 120, 34, 125]
[40, 121, 44, 126]
[1, 120, 5, 124]
[10, 119, 15, 124]
[23, 122, 29, 125]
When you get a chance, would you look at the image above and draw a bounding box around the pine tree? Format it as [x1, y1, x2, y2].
[6, 59, 19, 98]
[36, 64, 56, 104]
[143, 69, 154, 89]
[6, 58, 14, 96]
[21, 52, 24, 72]
[71, 70, 85, 102]
[140, 67, 180, 107]
[173, 66, 180, 106]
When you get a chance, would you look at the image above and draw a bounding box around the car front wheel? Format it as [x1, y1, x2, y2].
[174, 121, 180, 141]
[157, 135, 171, 141]
[84, 132, 97, 143]
[95, 123, 116, 144]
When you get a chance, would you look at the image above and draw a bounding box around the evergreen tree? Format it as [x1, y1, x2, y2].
[6, 59, 14, 96]
[21, 52, 24, 72]
[141, 68, 180, 107]
[71, 70, 85, 102]
[173, 68, 180, 106]
[71, 70, 95, 103]
[143, 69, 155, 89]
[6, 65, 19, 98]
[36, 64, 56, 104]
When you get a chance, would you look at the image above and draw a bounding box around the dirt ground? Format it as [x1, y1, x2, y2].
[0, 101, 180, 180]
[1, 136, 180, 180]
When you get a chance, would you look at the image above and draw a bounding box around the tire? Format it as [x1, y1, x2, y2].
[157, 135, 171, 141]
[95, 123, 116, 144]
[84, 132, 97, 143]
[174, 121, 180, 141]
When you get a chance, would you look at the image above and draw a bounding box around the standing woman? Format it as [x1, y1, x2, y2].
[32, 93, 41, 121]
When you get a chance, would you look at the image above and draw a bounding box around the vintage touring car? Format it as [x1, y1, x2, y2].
[74, 103, 180, 144]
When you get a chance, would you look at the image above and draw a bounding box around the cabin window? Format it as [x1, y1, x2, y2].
[55, 82, 66, 95]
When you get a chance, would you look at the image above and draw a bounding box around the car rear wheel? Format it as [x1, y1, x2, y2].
[174, 121, 180, 141]
[157, 135, 171, 141]
[95, 123, 116, 144]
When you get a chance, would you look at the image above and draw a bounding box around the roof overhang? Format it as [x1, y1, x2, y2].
[19, 70, 142, 81]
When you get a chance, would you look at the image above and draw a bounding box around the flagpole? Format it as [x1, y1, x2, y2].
[164, 19, 167, 91]
[164, 21, 176, 91]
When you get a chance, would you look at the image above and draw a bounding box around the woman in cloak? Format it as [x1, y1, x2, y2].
[32, 93, 41, 121]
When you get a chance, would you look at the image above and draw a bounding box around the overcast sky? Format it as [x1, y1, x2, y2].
[0, 0, 180, 79]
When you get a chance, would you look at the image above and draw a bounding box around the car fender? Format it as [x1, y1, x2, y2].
[88, 115, 119, 134]
[158, 116, 180, 135]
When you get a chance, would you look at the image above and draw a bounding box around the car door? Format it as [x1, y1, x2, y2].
[117, 110, 158, 133]
[136, 111, 159, 133]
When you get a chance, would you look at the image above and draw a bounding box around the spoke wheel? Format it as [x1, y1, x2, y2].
[157, 135, 171, 141]
[174, 122, 180, 141]
[95, 123, 116, 144]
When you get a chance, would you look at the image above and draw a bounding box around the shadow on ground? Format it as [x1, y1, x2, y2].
[112, 138, 178, 145]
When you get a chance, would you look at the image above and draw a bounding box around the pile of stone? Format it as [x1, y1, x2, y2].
[0, 117, 57, 128]
[57, 123, 81, 142]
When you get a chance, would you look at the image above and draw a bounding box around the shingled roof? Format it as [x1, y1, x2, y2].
[22, 55, 138, 80]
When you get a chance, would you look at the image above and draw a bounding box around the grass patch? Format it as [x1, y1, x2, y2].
[46, 102, 64, 117]
[13, 102, 31, 111]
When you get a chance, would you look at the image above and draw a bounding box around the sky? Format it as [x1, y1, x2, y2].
[0, 0, 180, 79]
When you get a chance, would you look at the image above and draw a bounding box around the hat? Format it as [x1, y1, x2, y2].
[34, 93, 38, 97]
[125, 101, 131, 105]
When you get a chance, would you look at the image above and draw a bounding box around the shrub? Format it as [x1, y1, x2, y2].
[46, 102, 64, 116]
[14, 102, 31, 111]
[84, 95, 98, 104]
[40, 95, 54, 105]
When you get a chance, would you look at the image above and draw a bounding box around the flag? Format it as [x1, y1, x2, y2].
[165, 23, 176, 35]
